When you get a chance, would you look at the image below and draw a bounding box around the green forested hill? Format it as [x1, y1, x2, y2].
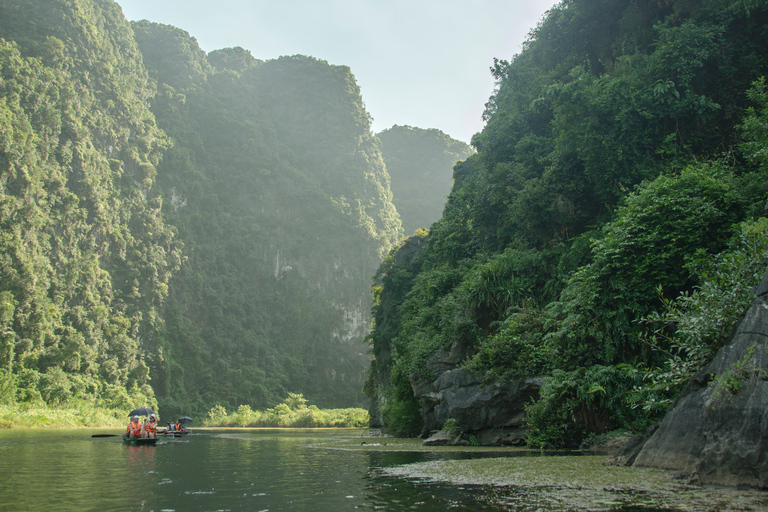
[367, 0, 768, 444]
[0, 0, 178, 409]
[377, 126, 472, 236]
[132, 21, 402, 413]
[0, 0, 402, 418]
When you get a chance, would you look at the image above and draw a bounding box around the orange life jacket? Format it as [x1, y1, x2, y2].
[126, 419, 141, 437]
[147, 420, 157, 435]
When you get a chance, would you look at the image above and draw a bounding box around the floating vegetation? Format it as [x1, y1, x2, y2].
[379, 455, 768, 511]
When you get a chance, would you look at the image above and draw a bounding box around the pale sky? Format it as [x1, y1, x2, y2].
[116, 0, 558, 144]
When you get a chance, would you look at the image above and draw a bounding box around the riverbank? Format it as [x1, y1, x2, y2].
[0, 402, 123, 428]
[312, 435, 768, 511]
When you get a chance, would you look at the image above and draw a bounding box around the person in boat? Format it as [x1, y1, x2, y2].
[167, 420, 176, 433]
[126, 415, 141, 438]
[144, 414, 158, 438]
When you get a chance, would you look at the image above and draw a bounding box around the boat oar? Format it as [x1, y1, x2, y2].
[92, 434, 123, 438]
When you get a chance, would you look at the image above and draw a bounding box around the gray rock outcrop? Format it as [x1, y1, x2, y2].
[631, 295, 768, 488]
[412, 343, 543, 444]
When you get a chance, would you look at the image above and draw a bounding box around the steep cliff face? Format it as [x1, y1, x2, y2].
[130, 24, 403, 413]
[363, 0, 768, 446]
[366, 234, 427, 428]
[250, 55, 402, 298]
[0, 0, 178, 409]
[366, 232, 541, 440]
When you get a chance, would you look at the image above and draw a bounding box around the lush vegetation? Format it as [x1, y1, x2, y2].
[0, 401, 124, 429]
[204, 393, 369, 428]
[4, 0, 767, 445]
[0, 0, 174, 414]
[377, 126, 472, 236]
[366, 0, 768, 445]
[0, 0, 404, 422]
[132, 23, 401, 416]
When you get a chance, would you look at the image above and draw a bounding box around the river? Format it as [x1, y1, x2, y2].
[1, 428, 766, 511]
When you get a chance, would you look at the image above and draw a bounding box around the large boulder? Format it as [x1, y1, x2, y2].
[412, 358, 542, 443]
[631, 296, 768, 488]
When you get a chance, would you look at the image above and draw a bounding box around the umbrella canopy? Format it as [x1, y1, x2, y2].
[128, 407, 155, 417]
[178, 416, 193, 424]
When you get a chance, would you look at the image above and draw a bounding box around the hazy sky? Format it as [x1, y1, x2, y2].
[117, 0, 558, 144]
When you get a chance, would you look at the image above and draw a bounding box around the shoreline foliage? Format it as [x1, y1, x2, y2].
[203, 393, 369, 428]
[0, 400, 124, 429]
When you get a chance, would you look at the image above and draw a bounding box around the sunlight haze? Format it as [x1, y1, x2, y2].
[117, 0, 558, 143]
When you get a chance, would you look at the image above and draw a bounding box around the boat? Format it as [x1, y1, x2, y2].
[122, 434, 158, 446]
[163, 416, 193, 437]
[159, 429, 188, 437]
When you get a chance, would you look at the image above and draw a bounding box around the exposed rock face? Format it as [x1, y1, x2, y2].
[423, 429, 464, 446]
[412, 344, 542, 444]
[631, 294, 768, 488]
[605, 425, 659, 466]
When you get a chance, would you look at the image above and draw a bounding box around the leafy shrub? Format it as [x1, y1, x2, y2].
[466, 306, 551, 378]
[638, 218, 768, 409]
[381, 394, 423, 437]
[207, 405, 228, 422]
[0, 370, 17, 405]
[442, 418, 461, 435]
[546, 162, 757, 369]
[525, 365, 650, 449]
[740, 76, 768, 173]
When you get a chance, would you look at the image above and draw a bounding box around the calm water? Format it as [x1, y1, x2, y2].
[1, 428, 766, 511]
[0, 428, 519, 511]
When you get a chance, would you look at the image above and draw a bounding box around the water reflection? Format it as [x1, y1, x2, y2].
[0, 429, 507, 511]
[0, 429, 765, 511]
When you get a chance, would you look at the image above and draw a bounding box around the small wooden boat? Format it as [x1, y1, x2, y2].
[122, 434, 158, 446]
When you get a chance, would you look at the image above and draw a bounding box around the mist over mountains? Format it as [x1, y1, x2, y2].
[0, 0, 467, 417]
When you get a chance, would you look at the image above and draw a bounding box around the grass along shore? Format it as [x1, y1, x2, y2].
[0, 401, 125, 428]
[202, 393, 369, 428]
[0, 393, 369, 429]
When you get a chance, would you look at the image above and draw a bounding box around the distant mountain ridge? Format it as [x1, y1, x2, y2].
[377, 125, 472, 236]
